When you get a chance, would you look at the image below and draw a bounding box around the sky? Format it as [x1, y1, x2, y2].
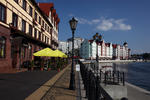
[36, 0, 150, 54]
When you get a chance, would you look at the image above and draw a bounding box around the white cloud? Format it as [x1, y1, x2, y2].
[96, 18, 132, 31]
[68, 14, 74, 17]
[96, 19, 113, 31]
[77, 17, 92, 24]
[91, 19, 100, 24]
[69, 15, 132, 31]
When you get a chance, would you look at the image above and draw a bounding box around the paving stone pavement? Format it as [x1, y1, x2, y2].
[42, 67, 77, 100]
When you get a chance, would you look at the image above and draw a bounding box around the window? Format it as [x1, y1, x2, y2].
[12, 13, 18, 27]
[47, 38, 49, 44]
[29, 45, 32, 57]
[48, 26, 49, 32]
[45, 36, 47, 43]
[45, 23, 47, 30]
[14, 0, 18, 3]
[29, 24, 32, 36]
[34, 12, 37, 21]
[41, 34, 43, 41]
[0, 36, 6, 58]
[22, 47, 26, 58]
[50, 29, 52, 34]
[39, 16, 41, 24]
[0, 4, 6, 23]
[11, 44, 15, 58]
[29, 6, 32, 16]
[34, 28, 37, 38]
[34, 45, 37, 52]
[38, 31, 41, 40]
[42, 34, 44, 41]
[42, 20, 44, 27]
[22, 19, 26, 33]
[22, 0, 26, 10]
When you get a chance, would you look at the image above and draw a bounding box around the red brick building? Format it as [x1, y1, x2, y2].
[0, 0, 59, 72]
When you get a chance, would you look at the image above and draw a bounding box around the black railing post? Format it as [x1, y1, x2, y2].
[117, 71, 119, 83]
[100, 69, 101, 83]
[105, 72, 107, 85]
[123, 72, 125, 86]
[113, 71, 115, 83]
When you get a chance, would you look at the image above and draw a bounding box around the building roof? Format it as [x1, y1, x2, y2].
[88, 40, 94, 43]
[38, 3, 60, 24]
[105, 43, 110, 47]
[38, 3, 54, 17]
[112, 44, 117, 48]
[123, 42, 128, 46]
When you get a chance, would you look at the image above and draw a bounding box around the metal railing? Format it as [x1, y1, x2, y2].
[79, 60, 126, 100]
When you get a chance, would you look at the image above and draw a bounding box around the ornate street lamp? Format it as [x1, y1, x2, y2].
[93, 33, 102, 63]
[69, 17, 78, 90]
[93, 32, 102, 100]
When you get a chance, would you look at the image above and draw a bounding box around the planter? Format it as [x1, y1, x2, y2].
[31, 67, 34, 71]
[57, 68, 60, 72]
[48, 68, 51, 71]
[40, 67, 44, 71]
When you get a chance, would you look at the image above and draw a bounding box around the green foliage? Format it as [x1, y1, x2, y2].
[30, 60, 34, 68]
[48, 60, 52, 68]
[142, 53, 150, 60]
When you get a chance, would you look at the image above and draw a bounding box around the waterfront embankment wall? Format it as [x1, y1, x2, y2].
[126, 82, 150, 100]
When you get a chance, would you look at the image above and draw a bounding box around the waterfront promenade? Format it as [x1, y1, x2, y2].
[1, 61, 150, 100]
[0, 64, 78, 100]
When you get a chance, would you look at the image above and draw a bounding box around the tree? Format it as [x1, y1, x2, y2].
[142, 53, 150, 60]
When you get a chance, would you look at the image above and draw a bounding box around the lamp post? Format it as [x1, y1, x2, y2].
[69, 17, 78, 90]
[93, 33, 102, 100]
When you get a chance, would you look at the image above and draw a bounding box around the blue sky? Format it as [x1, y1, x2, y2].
[36, 0, 150, 54]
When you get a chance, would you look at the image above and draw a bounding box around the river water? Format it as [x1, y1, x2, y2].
[107, 62, 150, 91]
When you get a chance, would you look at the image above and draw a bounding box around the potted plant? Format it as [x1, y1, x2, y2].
[57, 59, 61, 72]
[47, 60, 51, 71]
[40, 67, 44, 71]
[30, 60, 34, 71]
[40, 60, 44, 71]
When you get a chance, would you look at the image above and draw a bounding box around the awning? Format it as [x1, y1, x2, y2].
[33, 48, 68, 58]
[53, 50, 68, 58]
[33, 48, 54, 57]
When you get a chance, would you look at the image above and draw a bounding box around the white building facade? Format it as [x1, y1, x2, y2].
[67, 37, 84, 51]
[80, 40, 130, 60]
[58, 41, 68, 53]
[58, 37, 84, 55]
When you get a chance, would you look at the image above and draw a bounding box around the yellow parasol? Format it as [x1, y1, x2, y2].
[33, 48, 54, 57]
[52, 49, 67, 57]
